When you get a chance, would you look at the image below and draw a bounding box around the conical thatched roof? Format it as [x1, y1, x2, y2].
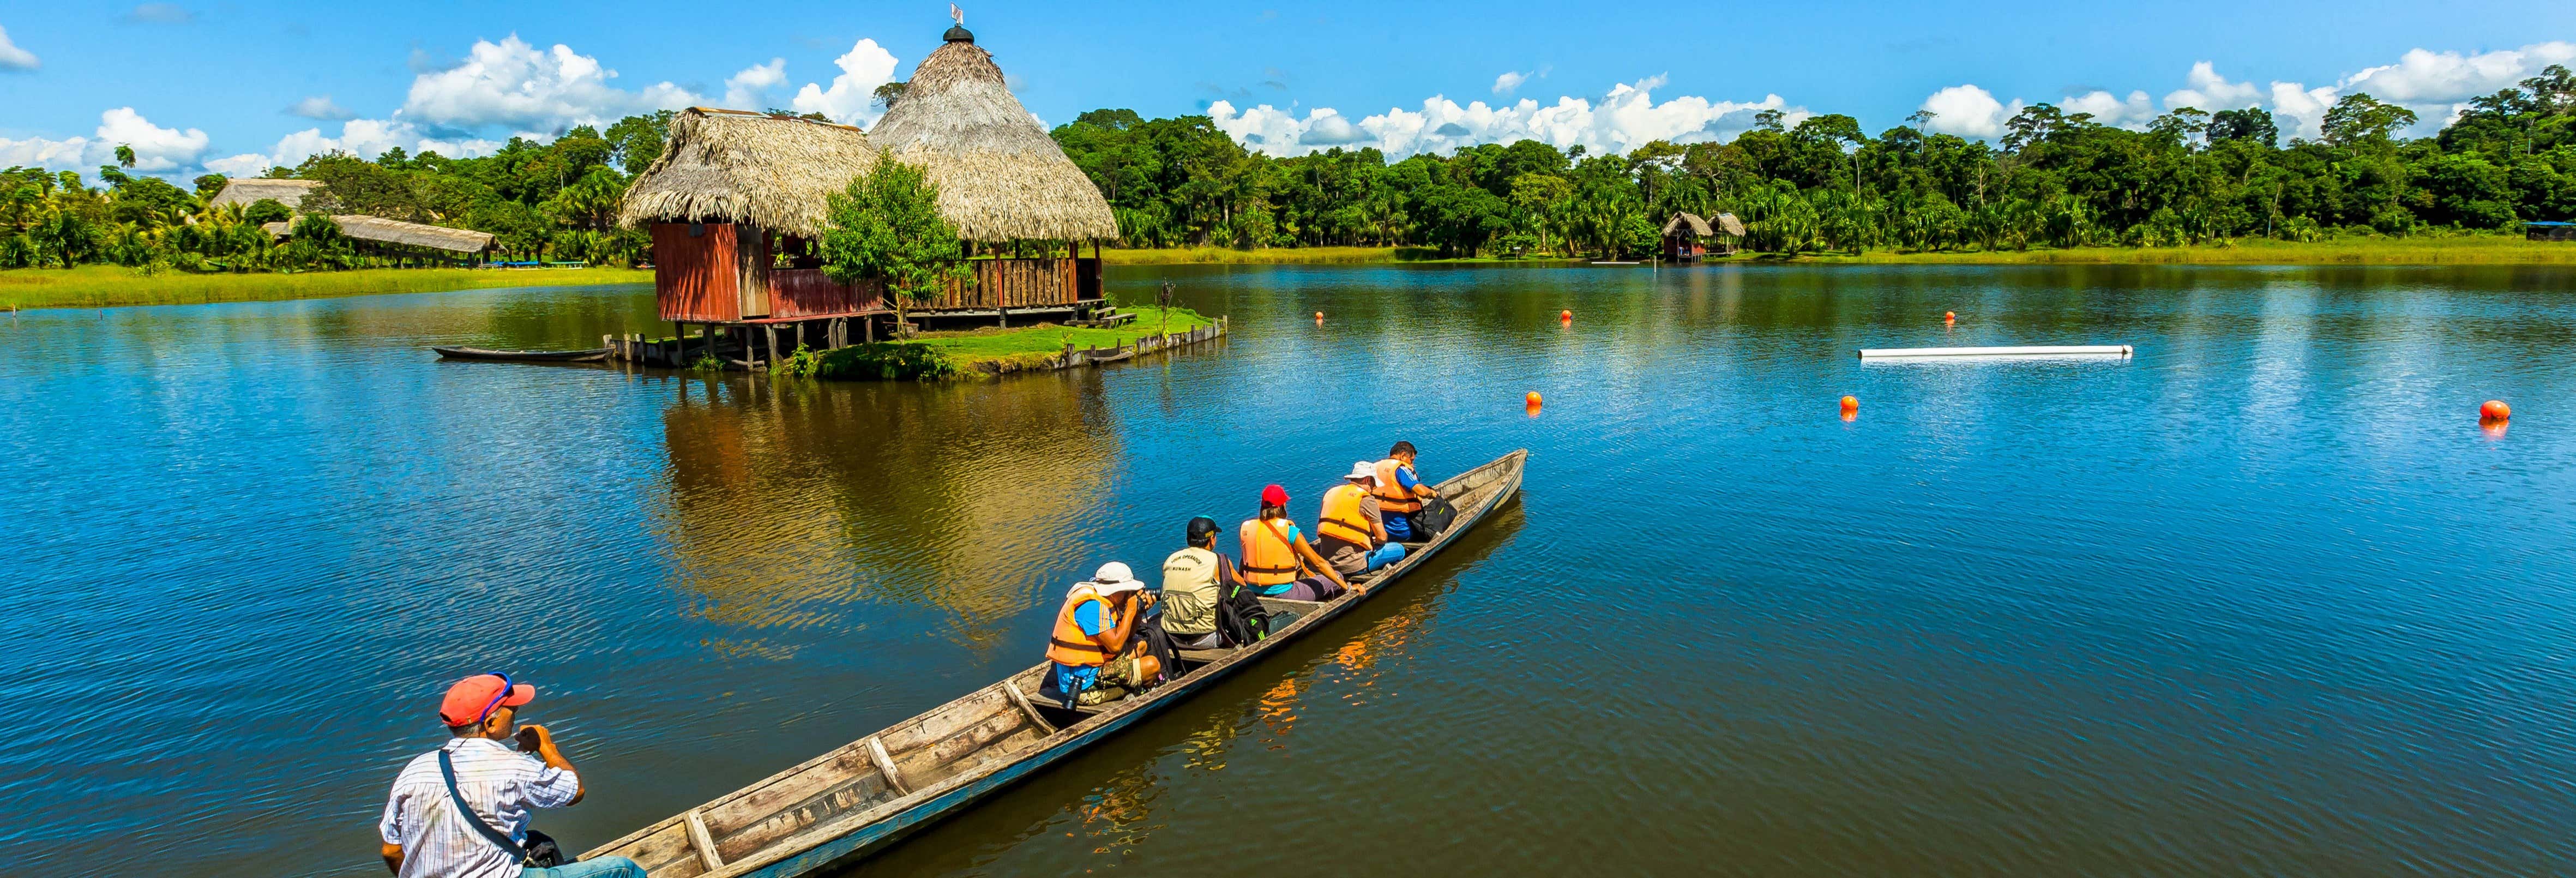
[865, 28, 1117, 242]
[1714, 212, 1747, 237]
[1662, 212, 1714, 237]
[617, 108, 878, 237]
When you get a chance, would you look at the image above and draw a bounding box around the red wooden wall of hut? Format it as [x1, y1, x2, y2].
[768, 269, 886, 318]
[654, 222, 743, 322]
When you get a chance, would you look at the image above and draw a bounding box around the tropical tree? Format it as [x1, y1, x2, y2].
[820, 155, 973, 332]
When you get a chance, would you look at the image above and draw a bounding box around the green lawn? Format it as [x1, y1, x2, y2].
[916, 305, 1215, 369]
[0, 265, 652, 311]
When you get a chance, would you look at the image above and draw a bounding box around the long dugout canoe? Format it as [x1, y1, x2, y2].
[581, 449, 1530, 877]
[1858, 345, 2133, 358]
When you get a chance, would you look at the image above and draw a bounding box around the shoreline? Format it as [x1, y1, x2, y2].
[1104, 237, 2576, 267]
[0, 266, 652, 312]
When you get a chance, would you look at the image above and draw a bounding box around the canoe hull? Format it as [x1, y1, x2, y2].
[434, 346, 610, 362]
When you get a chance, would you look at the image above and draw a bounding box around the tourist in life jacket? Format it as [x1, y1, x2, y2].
[1039, 563, 1163, 709]
[1373, 441, 1440, 543]
[1317, 461, 1406, 576]
[1158, 516, 1237, 649]
[1238, 484, 1352, 602]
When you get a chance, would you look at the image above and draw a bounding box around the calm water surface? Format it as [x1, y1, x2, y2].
[4, 263, 2573, 876]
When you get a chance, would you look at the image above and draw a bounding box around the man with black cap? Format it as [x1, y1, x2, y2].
[378, 673, 643, 877]
[1158, 516, 1238, 649]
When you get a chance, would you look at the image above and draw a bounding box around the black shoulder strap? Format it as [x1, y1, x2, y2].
[439, 748, 525, 858]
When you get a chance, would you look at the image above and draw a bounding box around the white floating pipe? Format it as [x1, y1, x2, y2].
[1858, 345, 2132, 359]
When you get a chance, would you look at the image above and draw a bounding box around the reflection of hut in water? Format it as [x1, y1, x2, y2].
[1662, 212, 1744, 262]
[616, 21, 1119, 366]
[656, 376, 1120, 650]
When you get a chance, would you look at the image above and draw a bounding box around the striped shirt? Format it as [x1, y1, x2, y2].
[380, 737, 581, 878]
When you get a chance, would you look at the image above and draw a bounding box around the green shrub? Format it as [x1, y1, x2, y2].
[814, 342, 956, 381]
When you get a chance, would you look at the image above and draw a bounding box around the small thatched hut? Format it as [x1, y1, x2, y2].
[867, 25, 1118, 244]
[264, 214, 497, 261]
[208, 178, 326, 212]
[1663, 211, 1746, 262]
[618, 108, 886, 323]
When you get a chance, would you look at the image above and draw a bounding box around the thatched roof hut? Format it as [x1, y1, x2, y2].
[1662, 213, 1714, 238]
[1714, 212, 1746, 237]
[208, 178, 326, 211]
[865, 26, 1117, 242]
[616, 108, 879, 237]
[264, 215, 497, 254]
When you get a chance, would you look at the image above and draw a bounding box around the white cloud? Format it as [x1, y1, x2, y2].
[1918, 84, 2020, 138]
[268, 118, 502, 167]
[2267, 82, 2340, 141]
[723, 58, 787, 110]
[1212, 77, 1793, 158]
[287, 95, 354, 121]
[0, 25, 39, 70]
[0, 107, 207, 173]
[1492, 70, 1529, 95]
[791, 38, 899, 124]
[203, 154, 270, 177]
[2341, 42, 2576, 103]
[401, 35, 697, 133]
[2061, 89, 2156, 128]
[2163, 62, 2262, 111]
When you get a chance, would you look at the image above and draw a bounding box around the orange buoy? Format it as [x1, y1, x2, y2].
[1314, 311, 1324, 320]
[1526, 391, 1543, 406]
[1840, 395, 1859, 412]
[2481, 400, 2511, 421]
[1560, 309, 1573, 321]
[1945, 311, 1956, 320]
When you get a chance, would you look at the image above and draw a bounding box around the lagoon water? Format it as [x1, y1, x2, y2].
[3, 263, 2574, 876]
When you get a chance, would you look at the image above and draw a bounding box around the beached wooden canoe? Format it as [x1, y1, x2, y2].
[433, 346, 610, 363]
[581, 449, 1528, 877]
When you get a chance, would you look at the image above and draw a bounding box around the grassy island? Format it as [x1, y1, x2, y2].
[810, 305, 1215, 380]
[0, 266, 651, 311]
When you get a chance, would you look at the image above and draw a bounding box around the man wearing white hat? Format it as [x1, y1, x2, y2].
[1038, 562, 1163, 708]
[1316, 461, 1406, 577]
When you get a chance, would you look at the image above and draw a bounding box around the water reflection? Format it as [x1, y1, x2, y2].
[654, 371, 1124, 653]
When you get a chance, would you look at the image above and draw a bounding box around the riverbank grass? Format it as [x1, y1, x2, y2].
[1760, 236, 2576, 266]
[814, 305, 1215, 379]
[0, 265, 652, 311]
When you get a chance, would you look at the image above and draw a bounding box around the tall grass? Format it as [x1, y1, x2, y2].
[0, 266, 652, 311]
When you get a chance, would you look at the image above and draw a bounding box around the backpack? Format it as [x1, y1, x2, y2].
[1212, 554, 1274, 646]
[1412, 495, 1459, 539]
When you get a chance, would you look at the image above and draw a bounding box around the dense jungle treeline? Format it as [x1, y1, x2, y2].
[0, 112, 677, 272]
[1051, 65, 2576, 258]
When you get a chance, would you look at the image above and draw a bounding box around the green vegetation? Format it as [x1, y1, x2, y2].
[1097, 245, 1577, 264]
[1763, 234, 2576, 265]
[810, 305, 1215, 380]
[1050, 67, 2576, 261]
[820, 155, 972, 328]
[0, 264, 648, 310]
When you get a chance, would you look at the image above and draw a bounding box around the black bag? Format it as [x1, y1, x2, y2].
[1213, 555, 1273, 646]
[440, 749, 568, 868]
[1411, 496, 1459, 538]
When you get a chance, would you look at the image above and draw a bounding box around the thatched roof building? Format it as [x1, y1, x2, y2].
[865, 26, 1117, 242]
[617, 109, 878, 237]
[1662, 213, 1714, 238]
[208, 178, 326, 211]
[264, 215, 497, 254]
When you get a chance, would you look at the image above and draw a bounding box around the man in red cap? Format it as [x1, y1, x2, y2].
[1237, 484, 1351, 602]
[377, 673, 643, 878]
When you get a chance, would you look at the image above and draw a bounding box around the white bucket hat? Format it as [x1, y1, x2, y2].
[1076, 561, 1145, 597]
[1345, 461, 1377, 482]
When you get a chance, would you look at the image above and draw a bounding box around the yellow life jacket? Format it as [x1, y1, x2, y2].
[1373, 458, 1423, 513]
[1317, 483, 1376, 546]
[1238, 517, 1303, 586]
[1044, 586, 1118, 667]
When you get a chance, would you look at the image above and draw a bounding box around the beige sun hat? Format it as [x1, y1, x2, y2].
[1345, 461, 1377, 481]
[1075, 561, 1145, 597]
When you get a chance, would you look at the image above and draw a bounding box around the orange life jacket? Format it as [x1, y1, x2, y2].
[1373, 459, 1423, 513]
[1238, 517, 1304, 586]
[1317, 483, 1376, 546]
[1044, 586, 1118, 667]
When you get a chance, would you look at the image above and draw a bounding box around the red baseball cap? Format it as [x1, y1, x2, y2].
[438, 673, 535, 727]
[1261, 484, 1289, 507]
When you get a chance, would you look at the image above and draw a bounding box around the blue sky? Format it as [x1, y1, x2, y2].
[3, 1, 2572, 177]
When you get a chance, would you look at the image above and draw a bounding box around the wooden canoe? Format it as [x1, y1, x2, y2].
[434, 346, 610, 363]
[581, 449, 1528, 877]
[1085, 349, 1136, 364]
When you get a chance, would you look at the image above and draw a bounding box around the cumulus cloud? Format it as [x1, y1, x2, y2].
[1918, 84, 2020, 138]
[287, 95, 354, 121]
[0, 107, 208, 172]
[402, 35, 697, 133]
[0, 25, 39, 70]
[723, 58, 787, 110]
[791, 38, 899, 124]
[2341, 42, 2576, 103]
[124, 4, 193, 24]
[203, 153, 270, 177]
[1492, 70, 1530, 95]
[2061, 89, 2156, 127]
[1213, 76, 1794, 158]
[2162, 62, 2262, 111]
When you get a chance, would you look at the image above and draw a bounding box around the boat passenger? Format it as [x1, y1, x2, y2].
[379, 673, 645, 878]
[1239, 484, 1353, 602]
[1374, 441, 1440, 543]
[1317, 461, 1406, 576]
[1158, 516, 1238, 650]
[1039, 563, 1163, 709]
